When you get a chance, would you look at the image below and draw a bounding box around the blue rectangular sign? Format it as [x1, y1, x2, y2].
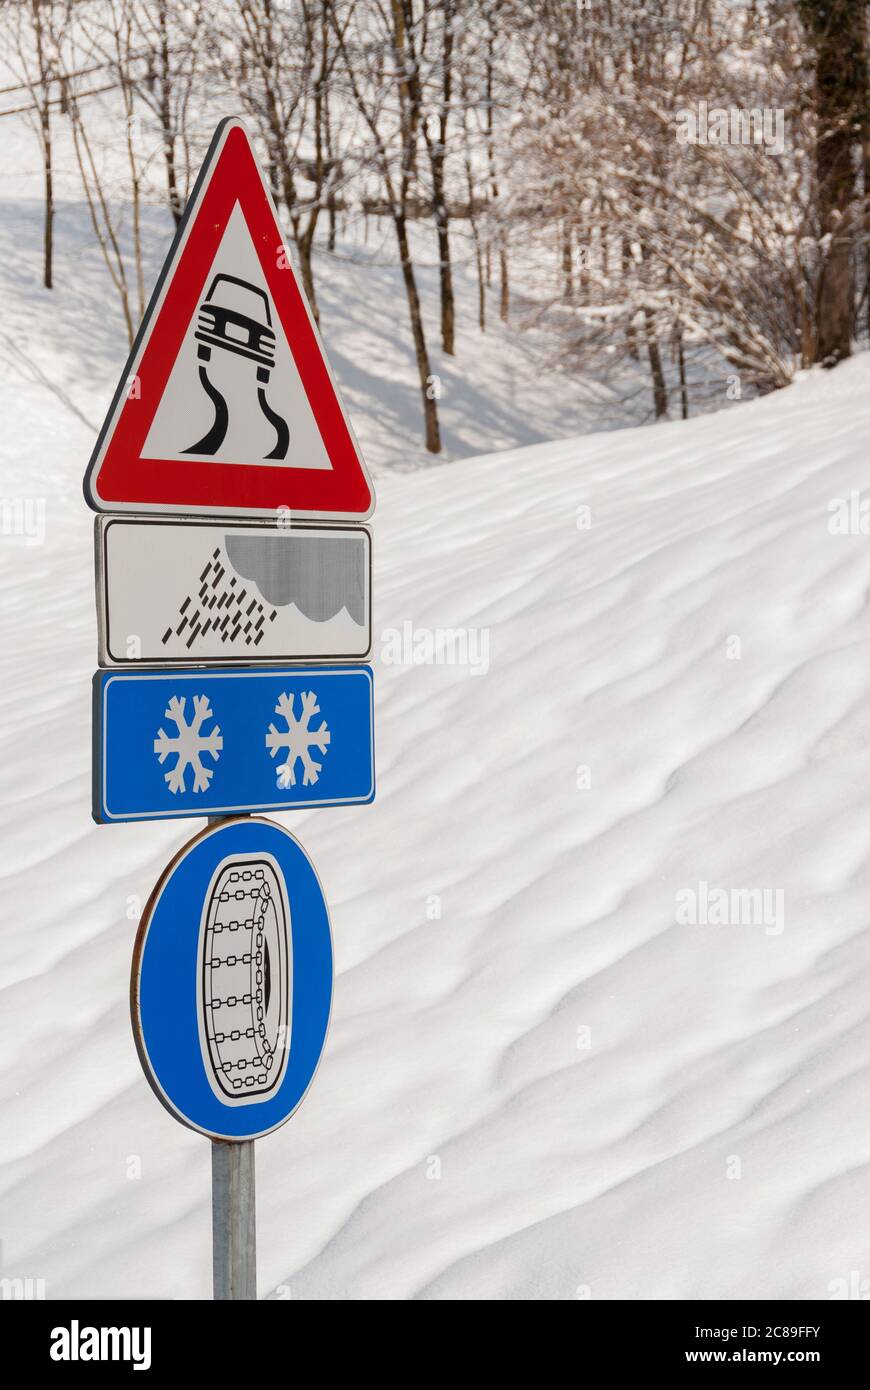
[93, 665, 375, 823]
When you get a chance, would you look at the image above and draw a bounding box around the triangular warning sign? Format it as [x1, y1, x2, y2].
[83, 118, 374, 521]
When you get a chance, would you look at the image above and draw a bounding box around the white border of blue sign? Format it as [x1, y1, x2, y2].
[131, 817, 333, 1141]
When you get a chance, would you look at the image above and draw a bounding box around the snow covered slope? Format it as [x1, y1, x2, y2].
[3, 344, 870, 1300]
[3, 163, 870, 1298]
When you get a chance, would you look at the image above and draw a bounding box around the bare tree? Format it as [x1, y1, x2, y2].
[329, 0, 442, 452]
[483, 21, 505, 319]
[69, 0, 153, 325]
[210, 0, 343, 325]
[497, 0, 855, 415]
[59, 0, 153, 344]
[291, 0, 346, 323]
[6, 0, 64, 288]
[134, 0, 204, 226]
[797, 0, 868, 367]
[416, 0, 457, 354]
[460, 57, 486, 330]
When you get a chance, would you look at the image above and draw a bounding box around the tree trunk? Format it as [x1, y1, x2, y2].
[296, 235, 320, 326]
[428, 135, 455, 353]
[644, 310, 668, 418]
[427, 0, 455, 355]
[434, 186, 455, 353]
[323, 72, 337, 253]
[864, 130, 870, 339]
[798, 0, 867, 366]
[163, 125, 181, 227]
[676, 326, 688, 419]
[499, 246, 509, 322]
[395, 210, 441, 453]
[460, 65, 484, 332]
[42, 112, 53, 290]
[32, 0, 53, 291]
[799, 283, 816, 367]
[157, 0, 181, 226]
[816, 136, 855, 366]
[562, 221, 572, 300]
[279, 155, 321, 328]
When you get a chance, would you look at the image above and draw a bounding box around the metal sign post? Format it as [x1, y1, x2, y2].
[212, 1139, 256, 1300]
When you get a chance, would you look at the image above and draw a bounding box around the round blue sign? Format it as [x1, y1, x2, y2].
[131, 817, 333, 1140]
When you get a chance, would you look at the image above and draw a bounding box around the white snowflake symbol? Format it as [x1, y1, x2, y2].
[265, 690, 330, 788]
[153, 694, 223, 794]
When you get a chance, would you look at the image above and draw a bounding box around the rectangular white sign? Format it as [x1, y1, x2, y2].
[97, 516, 371, 665]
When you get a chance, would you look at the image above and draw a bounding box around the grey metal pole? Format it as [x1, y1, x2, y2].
[212, 1139, 257, 1300]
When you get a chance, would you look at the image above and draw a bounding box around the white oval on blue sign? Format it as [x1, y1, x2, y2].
[131, 817, 332, 1140]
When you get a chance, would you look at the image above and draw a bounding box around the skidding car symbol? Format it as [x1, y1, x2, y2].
[184, 274, 290, 460]
[195, 274, 276, 380]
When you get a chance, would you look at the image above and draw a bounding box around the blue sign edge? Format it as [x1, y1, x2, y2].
[130, 815, 334, 1141]
[91, 664, 375, 824]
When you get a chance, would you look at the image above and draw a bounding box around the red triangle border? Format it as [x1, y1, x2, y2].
[84, 120, 374, 520]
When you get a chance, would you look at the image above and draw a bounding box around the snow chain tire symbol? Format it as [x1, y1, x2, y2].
[197, 855, 291, 1106]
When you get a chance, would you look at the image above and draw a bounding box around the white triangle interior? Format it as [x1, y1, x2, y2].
[141, 204, 334, 472]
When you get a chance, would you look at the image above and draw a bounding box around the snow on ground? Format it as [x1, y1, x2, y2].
[2, 154, 870, 1298]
